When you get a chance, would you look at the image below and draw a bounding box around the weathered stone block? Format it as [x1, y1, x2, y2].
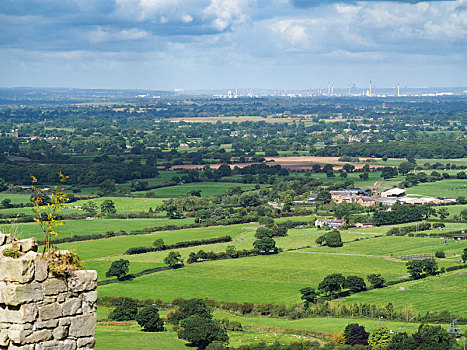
[18, 238, 37, 253]
[0, 303, 37, 323]
[0, 329, 9, 346]
[37, 339, 77, 350]
[43, 278, 67, 295]
[69, 314, 96, 337]
[7, 343, 35, 350]
[52, 326, 68, 340]
[62, 298, 81, 316]
[1, 282, 44, 306]
[68, 271, 97, 293]
[0, 252, 35, 283]
[81, 291, 97, 314]
[34, 256, 49, 282]
[36, 319, 59, 329]
[7, 324, 33, 344]
[58, 317, 71, 326]
[24, 329, 52, 343]
[39, 303, 62, 321]
[77, 337, 95, 349]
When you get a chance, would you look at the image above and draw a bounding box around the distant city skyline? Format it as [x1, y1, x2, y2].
[0, 0, 466, 89]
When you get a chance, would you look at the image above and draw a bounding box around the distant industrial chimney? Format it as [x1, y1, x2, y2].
[397, 84, 400, 97]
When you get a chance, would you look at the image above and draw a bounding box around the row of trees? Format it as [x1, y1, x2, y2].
[333, 322, 461, 349]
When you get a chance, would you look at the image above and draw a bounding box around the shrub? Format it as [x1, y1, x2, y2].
[136, 305, 165, 332]
[108, 298, 138, 321]
[435, 250, 446, 258]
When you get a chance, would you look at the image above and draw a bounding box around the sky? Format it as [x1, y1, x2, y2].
[0, 0, 466, 90]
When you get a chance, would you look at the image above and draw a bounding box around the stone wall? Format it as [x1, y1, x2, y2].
[0, 233, 97, 350]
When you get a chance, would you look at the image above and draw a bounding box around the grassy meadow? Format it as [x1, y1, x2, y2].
[404, 179, 467, 197]
[343, 270, 467, 315]
[97, 253, 409, 305]
[7, 217, 195, 241]
[138, 182, 260, 197]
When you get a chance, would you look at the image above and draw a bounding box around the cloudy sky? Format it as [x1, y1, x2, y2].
[0, 0, 466, 89]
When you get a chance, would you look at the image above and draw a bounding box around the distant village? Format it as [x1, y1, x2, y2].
[306, 187, 457, 230]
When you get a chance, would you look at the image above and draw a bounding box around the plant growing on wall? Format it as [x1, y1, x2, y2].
[30, 172, 68, 254]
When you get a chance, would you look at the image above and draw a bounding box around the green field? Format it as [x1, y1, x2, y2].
[300, 235, 467, 259]
[405, 179, 467, 197]
[98, 253, 408, 305]
[94, 310, 453, 350]
[7, 217, 195, 241]
[344, 270, 467, 315]
[0, 193, 32, 204]
[138, 182, 260, 197]
[59, 224, 250, 261]
[435, 204, 467, 217]
[72, 197, 169, 213]
[95, 323, 187, 350]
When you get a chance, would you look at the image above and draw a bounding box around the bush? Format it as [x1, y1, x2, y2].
[108, 298, 138, 321]
[136, 305, 165, 332]
[435, 250, 446, 258]
[316, 230, 343, 247]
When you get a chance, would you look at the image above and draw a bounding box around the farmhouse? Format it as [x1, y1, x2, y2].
[315, 218, 345, 229]
[357, 196, 376, 207]
[330, 189, 368, 203]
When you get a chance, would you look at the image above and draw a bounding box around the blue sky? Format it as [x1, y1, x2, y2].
[0, 0, 466, 89]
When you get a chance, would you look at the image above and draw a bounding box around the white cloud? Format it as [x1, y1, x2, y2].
[204, 0, 250, 31]
[114, 0, 180, 21]
[181, 14, 194, 23]
[88, 27, 149, 43]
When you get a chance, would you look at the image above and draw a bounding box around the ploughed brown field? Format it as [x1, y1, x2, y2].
[167, 156, 385, 170]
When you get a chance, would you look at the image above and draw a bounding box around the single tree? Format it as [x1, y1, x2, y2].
[0, 198, 12, 208]
[82, 201, 98, 216]
[299, 287, 318, 308]
[316, 230, 343, 247]
[343, 323, 359, 342]
[367, 274, 385, 288]
[178, 315, 229, 350]
[253, 237, 277, 254]
[318, 274, 345, 296]
[398, 161, 415, 175]
[368, 326, 391, 349]
[106, 259, 130, 280]
[462, 248, 467, 263]
[347, 325, 369, 346]
[101, 199, 116, 216]
[254, 227, 272, 239]
[164, 251, 183, 268]
[136, 305, 165, 332]
[167, 298, 212, 325]
[153, 238, 166, 250]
